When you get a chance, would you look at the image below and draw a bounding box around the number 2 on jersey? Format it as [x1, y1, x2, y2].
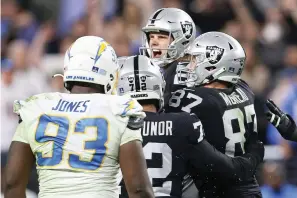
[35, 114, 108, 171]
[143, 143, 172, 197]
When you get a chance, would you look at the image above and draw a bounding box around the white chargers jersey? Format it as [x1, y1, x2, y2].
[12, 92, 145, 198]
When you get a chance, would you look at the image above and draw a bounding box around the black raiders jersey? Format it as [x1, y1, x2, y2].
[119, 108, 262, 198]
[165, 80, 262, 197]
[162, 61, 188, 107]
[120, 111, 203, 198]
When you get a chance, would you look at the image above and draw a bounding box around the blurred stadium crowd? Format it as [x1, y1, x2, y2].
[1, 0, 297, 197]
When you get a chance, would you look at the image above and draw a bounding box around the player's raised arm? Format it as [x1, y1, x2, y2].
[4, 119, 35, 198]
[183, 114, 264, 181]
[266, 99, 297, 142]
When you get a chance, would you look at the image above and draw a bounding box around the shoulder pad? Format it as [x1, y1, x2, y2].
[182, 113, 205, 144]
[127, 116, 145, 130]
[13, 100, 26, 115]
[113, 96, 146, 119]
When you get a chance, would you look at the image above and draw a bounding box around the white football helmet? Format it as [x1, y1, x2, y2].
[177, 32, 246, 86]
[59, 36, 119, 94]
[117, 55, 165, 110]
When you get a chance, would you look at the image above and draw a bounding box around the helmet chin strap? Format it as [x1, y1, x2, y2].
[201, 67, 226, 85]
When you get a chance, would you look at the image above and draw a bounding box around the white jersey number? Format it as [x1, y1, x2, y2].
[143, 142, 172, 197]
[223, 104, 257, 157]
[169, 90, 202, 113]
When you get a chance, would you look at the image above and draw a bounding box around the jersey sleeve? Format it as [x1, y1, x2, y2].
[12, 121, 28, 144]
[165, 88, 218, 118]
[120, 127, 143, 146]
[12, 100, 29, 143]
[112, 96, 146, 119]
[179, 113, 205, 144]
[186, 138, 261, 182]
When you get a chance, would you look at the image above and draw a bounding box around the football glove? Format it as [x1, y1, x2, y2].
[266, 99, 297, 142]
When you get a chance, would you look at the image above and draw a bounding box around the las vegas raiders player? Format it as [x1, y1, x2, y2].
[266, 99, 297, 142]
[117, 55, 264, 198]
[139, 8, 197, 107]
[166, 32, 263, 198]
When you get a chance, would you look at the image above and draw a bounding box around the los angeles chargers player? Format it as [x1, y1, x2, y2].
[4, 36, 154, 198]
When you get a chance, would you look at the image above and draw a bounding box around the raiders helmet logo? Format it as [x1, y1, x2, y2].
[128, 76, 134, 83]
[140, 76, 146, 82]
[206, 46, 224, 65]
[180, 21, 193, 40]
[110, 74, 114, 81]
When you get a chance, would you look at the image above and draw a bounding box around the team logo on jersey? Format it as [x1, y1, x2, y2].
[122, 99, 137, 116]
[180, 21, 193, 40]
[206, 46, 224, 65]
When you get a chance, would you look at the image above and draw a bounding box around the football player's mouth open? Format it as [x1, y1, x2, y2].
[152, 49, 163, 58]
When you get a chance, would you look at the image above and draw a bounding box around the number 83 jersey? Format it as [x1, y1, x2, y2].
[12, 92, 144, 198]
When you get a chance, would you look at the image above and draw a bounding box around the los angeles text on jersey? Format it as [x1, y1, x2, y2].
[141, 121, 173, 136]
[219, 88, 249, 106]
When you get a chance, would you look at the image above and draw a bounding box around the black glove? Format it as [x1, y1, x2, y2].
[245, 132, 264, 164]
[266, 99, 297, 142]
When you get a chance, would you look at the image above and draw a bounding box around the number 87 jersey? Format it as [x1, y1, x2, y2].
[165, 80, 260, 197]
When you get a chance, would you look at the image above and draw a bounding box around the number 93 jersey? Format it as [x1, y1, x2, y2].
[12, 92, 144, 198]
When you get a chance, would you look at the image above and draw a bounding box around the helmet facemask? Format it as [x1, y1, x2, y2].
[177, 50, 227, 87]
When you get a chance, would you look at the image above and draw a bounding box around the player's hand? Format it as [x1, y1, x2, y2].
[266, 99, 297, 141]
[245, 132, 264, 164]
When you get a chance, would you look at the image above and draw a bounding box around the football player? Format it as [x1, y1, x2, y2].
[139, 8, 197, 106]
[266, 99, 297, 142]
[166, 32, 263, 197]
[117, 55, 264, 198]
[4, 36, 154, 198]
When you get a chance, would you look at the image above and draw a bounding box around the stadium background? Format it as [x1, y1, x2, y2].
[1, 0, 297, 197]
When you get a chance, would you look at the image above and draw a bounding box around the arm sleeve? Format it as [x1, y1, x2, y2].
[12, 121, 29, 144]
[179, 113, 259, 181]
[186, 139, 259, 181]
[120, 127, 143, 146]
